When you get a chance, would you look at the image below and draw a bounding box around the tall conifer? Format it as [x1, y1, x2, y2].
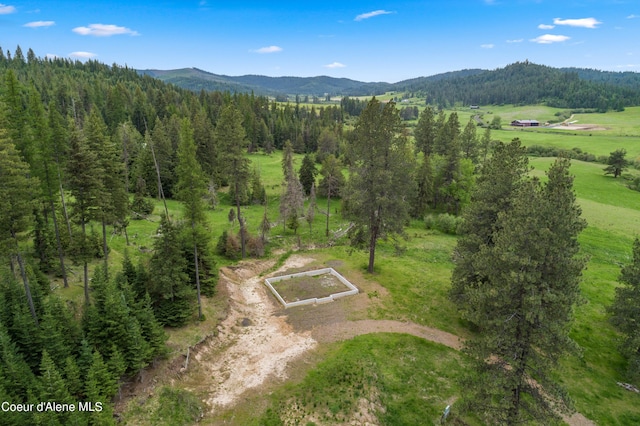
[343, 98, 414, 273]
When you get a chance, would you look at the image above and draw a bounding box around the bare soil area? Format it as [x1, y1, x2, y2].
[551, 123, 608, 131]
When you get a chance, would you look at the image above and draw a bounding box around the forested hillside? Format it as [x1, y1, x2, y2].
[391, 61, 640, 110]
[140, 67, 391, 98]
[144, 61, 640, 112]
[0, 46, 348, 425]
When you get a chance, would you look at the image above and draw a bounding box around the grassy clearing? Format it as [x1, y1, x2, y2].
[255, 334, 464, 426]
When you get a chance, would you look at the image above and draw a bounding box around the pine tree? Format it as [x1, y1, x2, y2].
[0, 321, 37, 400]
[604, 148, 628, 178]
[318, 154, 345, 237]
[47, 103, 73, 243]
[480, 126, 493, 163]
[29, 85, 68, 286]
[148, 217, 193, 326]
[298, 153, 317, 195]
[175, 118, 209, 320]
[460, 118, 479, 163]
[249, 167, 266, 205]
[35, 350, 76, 426]
[280, 140, 305, 234]
[414, 106, 436, 155]
[215, 104, 251, 258]
[608, 238, 640, 382]
[450, 139, 530, 318]
[259, 203, 271, 244]
[0, 133, 40, 324]
[84, 351, 117, 424]
[66, 120, 104, 305]
[458, 158, 586, 424]
[343, 98, 415, 273]
[306, 183, 317, 234]
[410, 153, 433, 219]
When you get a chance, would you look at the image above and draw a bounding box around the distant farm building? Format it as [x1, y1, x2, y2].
[511, 119, 539, 127]
[470, 105, 479, 109]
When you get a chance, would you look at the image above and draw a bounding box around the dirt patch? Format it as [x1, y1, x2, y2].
[554, 124, 608, 131]
[190, 255, 317, 410]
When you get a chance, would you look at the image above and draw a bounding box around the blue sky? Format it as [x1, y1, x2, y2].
[1, 0, 639, 82]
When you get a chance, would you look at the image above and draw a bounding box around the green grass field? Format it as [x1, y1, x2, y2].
[113, 104, 640, 425]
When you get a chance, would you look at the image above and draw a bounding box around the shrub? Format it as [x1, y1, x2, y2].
[425, 213, 464, 235]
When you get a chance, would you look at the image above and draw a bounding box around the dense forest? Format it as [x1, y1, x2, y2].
[394, 61, 640, 110]
[1, 46, 637, 424]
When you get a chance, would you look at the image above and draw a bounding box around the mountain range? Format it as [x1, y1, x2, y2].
[140, 62, 640, 109]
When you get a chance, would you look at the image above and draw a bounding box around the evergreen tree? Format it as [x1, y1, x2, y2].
[608, 238, 640, 382]
[35, 350, 76, 426]
[410, 154, 433, 219]
[85, 109, 129, 267]
[343, 98, 415, 273]
[47, 103, 73, 242]
[215, 104, 251, 258]
[460, 118, 479, 163]
[414, 106, 436, 155]
[0, 133, 40, 324]
[63, 356, 83, 398]
[0, 321, 37, 401]
[480, 126, 493, 163]
[604, 148, 628, 178]
[280, 140, 305, 234]
[298, 153, 317, 195]
[259, 203, 271, 244]
[84, 351, 117, 424]
[249, 167, 266, 205]
[457, 158, 586, 424]
[318, 154, 345, 237]
[148, 217, 193, 326]
[66, 120, 104, 305]
[28, 85, 68, 285]
[450, 139, 530, 317]
[306, 183, 317, 234]
[175, 118, 209, 320]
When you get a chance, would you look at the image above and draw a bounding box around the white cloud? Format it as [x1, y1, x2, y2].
[24, 21, 55, 28]
[45, 53, 59, 59]
[481, 44, 494, 49]
[324, 62, 346, 68]
[627, 14, 638, 19]
[73, 23, 139, 37]
[506, 39, 524, 43]
[530, 34, 570, 44]
[354, 10, 394, 21]
[538, 24, 555, 29]
[251, 45, 283, 54]
[69, 51, 97, 59]
[0, 3, 16, 14]
[553, 17, 601, 28]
